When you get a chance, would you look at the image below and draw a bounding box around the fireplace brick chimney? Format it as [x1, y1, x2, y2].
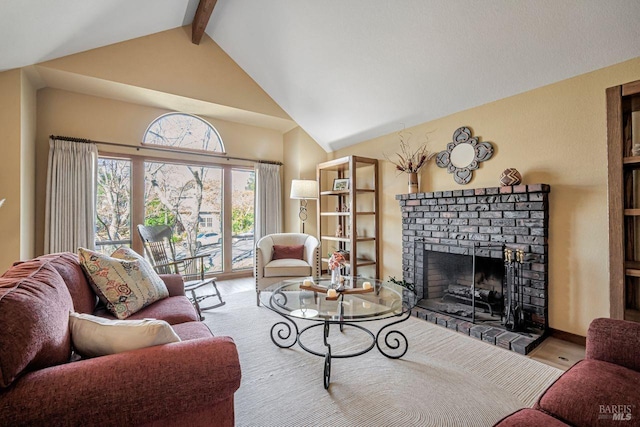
[396, 184, 550, 352]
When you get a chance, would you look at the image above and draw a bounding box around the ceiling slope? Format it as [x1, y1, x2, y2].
[0, 0, 198, 72]
[207, 0, 640, 151]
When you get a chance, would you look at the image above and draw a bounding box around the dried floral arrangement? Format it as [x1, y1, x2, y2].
[328, 251, 346, 271]
[385, 131, 436, 174]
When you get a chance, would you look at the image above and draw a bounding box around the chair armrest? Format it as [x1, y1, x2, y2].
[0, 336, 241, 426]
[303, 236, 320, 277]
[585, 317, 640, 371]
[178, 254, 209, 262]
[159, 274, 186, 296]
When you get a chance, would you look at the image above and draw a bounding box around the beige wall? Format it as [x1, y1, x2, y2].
[283, 127, 327, 236]
[331, 56, 640, 336]
[20, 71, 37, 260]
[0, 69, 36, 272]
[34, 88, 285, 256]
[0, 70, 23, 271]
[40, 26, 290, 121]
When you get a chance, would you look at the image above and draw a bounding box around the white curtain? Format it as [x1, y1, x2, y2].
[254, 163, 282, 241]
[44, 138, 98, 253]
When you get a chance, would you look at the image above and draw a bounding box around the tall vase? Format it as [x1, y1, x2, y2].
[331, 268, 341, 287]
[408, 172, 419, 193]
[331, 267, 341, 287]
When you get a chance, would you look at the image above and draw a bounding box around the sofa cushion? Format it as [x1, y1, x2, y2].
[0, 260, 74, 388]
[69, 312, 181, 357]
[172, 321, 214, 340]
[264, 258, 312, 277]
[586, 317, 640, 372]
[536, 359, 640, 426]
[272, 244, 304, 260]
[493, 408, 569, 426]
[93, 295, 199, 325]
[33, 252, 97, 313]
[78, 247, 169, 319]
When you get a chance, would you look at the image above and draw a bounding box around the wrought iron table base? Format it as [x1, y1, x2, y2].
[269, 307, 412, 389]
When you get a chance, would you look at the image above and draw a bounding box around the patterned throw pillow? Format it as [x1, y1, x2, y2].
[78, 247, 169, 319]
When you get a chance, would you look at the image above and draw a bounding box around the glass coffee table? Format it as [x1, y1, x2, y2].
[260, 277, 417, 389]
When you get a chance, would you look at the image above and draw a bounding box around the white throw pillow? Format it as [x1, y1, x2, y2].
[78, 247, 169, 319]
[69, 312, 181, 358]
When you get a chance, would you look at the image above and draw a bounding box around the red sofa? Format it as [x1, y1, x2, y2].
[0, 252, 241, 426]
[495, 317, 640, 426]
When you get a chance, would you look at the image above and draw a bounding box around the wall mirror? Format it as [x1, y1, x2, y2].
[436, 127, 494, 184]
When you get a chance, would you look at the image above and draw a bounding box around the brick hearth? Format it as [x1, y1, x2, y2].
[396, 184, 550, 354]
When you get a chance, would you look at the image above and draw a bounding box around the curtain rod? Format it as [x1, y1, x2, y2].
[49, 135, 284, 166]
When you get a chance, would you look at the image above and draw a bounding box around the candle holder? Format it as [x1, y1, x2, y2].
[300, 281, 374, 301]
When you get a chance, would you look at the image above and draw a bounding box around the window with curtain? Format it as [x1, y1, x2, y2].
[94, 114, 255, 277]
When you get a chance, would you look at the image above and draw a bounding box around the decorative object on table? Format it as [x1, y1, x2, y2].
[328, 251, 346, 286]
[335, 224, 343, 237]
[384, 130, 436, 194]
[300, 280, 374, 301]
[499, 168, 522, 186]
[290, 179, 318, 233]
[436, 126, 493, 185]
[332, 178, 350, 191]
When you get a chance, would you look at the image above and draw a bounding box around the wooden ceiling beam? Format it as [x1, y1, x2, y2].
[192, 0, 217, 45]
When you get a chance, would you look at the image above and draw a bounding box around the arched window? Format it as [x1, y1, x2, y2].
[142, 113, 225, 153]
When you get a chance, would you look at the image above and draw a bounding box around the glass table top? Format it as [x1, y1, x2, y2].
[260, 277, 417, 322]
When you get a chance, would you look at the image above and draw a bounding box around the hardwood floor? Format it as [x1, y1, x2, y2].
[528, 336, 585, 370]
[217, 276, 254, 296]
[215, 277, 585, 370]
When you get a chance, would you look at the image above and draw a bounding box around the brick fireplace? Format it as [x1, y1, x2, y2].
[396, 184, 550, 354]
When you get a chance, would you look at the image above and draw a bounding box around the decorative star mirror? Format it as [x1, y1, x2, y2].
[436, 127, 494, 184]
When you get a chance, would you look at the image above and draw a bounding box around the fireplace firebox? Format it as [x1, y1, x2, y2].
[418, 247, 504, 323]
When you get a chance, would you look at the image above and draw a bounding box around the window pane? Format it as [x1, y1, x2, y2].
[144, 162, 223, 274]
[95, 158, 131, 254]
[143, 113, 224, 153]
[232, 169, 255, 270]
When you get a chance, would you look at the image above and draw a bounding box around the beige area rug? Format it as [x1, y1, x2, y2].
[203, 291, 562, 427]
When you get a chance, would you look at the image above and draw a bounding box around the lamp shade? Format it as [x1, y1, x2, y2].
[290, 180, 318, 200]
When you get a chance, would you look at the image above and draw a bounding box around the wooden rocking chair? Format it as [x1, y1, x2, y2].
[137, 224, 225, 320]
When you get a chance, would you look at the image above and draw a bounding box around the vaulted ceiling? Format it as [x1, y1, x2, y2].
[2, 0, 640, 152]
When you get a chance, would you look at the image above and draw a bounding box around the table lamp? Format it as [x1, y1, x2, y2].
[290, 180, 318, 233]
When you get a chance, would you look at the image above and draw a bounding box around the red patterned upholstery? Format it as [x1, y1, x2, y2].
[30, 252, 98, 313]
[0, 260, 74, 388]
[93, 295, 199, 325]
[494, 408, 568, 426]
[496, 318, 640, 426]
[0, 252, 240, 426]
